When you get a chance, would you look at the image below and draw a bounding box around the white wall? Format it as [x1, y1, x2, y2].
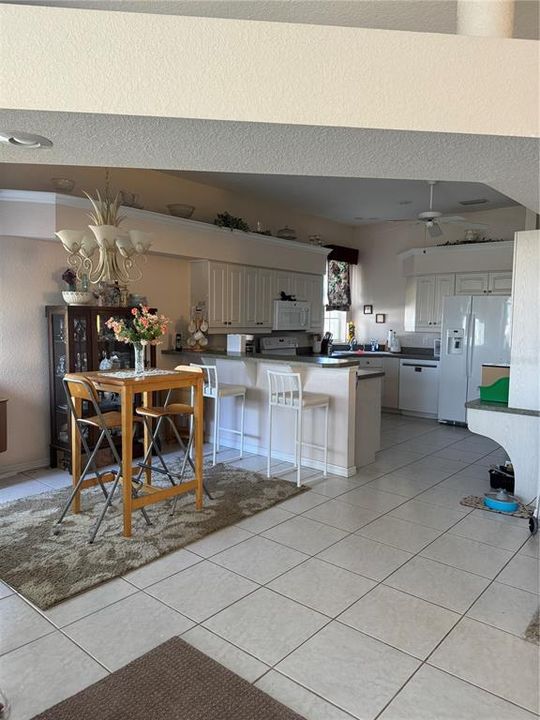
[348, 206, 526, 346]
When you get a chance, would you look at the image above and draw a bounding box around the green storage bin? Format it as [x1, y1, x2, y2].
[479, 376, 509, 404]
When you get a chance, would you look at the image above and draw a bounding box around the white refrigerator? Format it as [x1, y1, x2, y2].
[438, 295, 512, 424]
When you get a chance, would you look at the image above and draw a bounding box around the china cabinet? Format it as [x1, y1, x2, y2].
[46, 305, 157, 469]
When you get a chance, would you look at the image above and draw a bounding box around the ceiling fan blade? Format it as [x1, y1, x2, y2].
[428, 223, 443, 238]
[438, 215, 467, 224]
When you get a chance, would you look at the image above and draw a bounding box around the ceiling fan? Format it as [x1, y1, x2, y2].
[391, 181, 489, 238]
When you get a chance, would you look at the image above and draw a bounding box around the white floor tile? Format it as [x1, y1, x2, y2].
[212, 535, 308, 584]
[302, 499, 381, 532]
[365, 472, 441, 498]
[268, 558, 376, 617]
[356, 516, 442, 553]
[186, 525, 253, 558]
[235, 505, 293, 533]
[467, 582, 540, 639]
[306, 477, 361, 498]
[146, 560, 257, 622]
[337, 487, 406, 514]
[122, 548, 202, 589]
[0, 632, 107, 720]
[339, 585, 460, 659]
[430, 617, 539, 714]
[389, 498, 469, 531]
[277, 621, 420, 720]
[420, 533, 513, 579]
[497, 554, 540, 595]
[181, 625, 269, 683]
[380, 664, 535, 720]
[0, 581, 13, 599]
[256, 670, 356, 720]
[204, 587, 327, 665]
[0, 595, 54, 655]
[449, 514, 531, 552]
[262, 515, 348, 554]
[519, 533, 539, 559]
[278, 490, 329, 514]
[63, 591, 194, 671]
[317, 535, 412, 582]
[385, 556, 490, 613]
[45, 578, 137, 627]
[0, 479, 49, 503]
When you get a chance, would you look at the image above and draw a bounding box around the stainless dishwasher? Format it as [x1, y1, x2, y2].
[398, 359, 440, 415]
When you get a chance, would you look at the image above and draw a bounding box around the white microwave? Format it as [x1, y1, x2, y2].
[272, 300, 311, 331]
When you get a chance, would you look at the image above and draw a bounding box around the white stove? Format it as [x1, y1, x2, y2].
[260, 336, 298, 356]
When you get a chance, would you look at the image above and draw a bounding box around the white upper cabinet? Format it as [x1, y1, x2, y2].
[191, 261, 323, 333]
[406, 270, 511, 332]
[455, 273, 489, 295]
[488, 271, 513, 295]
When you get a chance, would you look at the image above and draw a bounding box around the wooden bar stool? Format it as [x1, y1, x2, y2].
[266, 369, 330, 487]
[55, 376, 151, 543]
[135, 365, 212, 509]
[191, 363, 247, 466]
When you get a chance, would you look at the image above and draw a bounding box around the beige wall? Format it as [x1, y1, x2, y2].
[348, 206, 526, 346]
[0, 235, 189, 475]
[2, 164, 354, 247]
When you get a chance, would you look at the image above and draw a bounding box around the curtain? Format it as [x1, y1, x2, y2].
[326, 259, 351, 311]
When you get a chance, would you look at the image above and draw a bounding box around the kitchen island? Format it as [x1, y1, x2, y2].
[162, 350, 383, 476]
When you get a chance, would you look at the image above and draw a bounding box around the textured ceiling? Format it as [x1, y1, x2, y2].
[167, 173, 517, 224]
[4, 0, 539, 39]
[0, 109, 538, 213]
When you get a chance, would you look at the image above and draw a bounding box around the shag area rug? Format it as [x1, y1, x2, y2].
[0, 462, 305, 610]
[31, 637, 306, 720]
[525, 608, 540, 644]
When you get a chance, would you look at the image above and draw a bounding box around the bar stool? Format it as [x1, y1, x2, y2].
[191, 363, 247, 466]
[55, 376, 151, 543]
[267, 369, 330, 487]
[135, 365, 212, 508]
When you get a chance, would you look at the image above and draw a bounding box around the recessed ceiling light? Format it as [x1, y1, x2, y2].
[459, 198, 488, 206]
[0, 131, 52, 149]
[398, 200, 412, 205]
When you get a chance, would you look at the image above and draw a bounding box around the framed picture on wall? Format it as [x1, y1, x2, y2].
[375, 313, 386, 324]
[363, 305, 373, 315]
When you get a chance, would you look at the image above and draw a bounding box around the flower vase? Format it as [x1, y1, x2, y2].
[133, 342, 145, 375]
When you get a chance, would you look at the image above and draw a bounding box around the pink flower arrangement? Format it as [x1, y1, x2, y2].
[106, 305, 170, 346]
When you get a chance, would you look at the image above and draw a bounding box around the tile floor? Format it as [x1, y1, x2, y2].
[0, 415, 539, 720]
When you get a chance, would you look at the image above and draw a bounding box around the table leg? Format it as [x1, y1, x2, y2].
[194, 378, 204, 510]
[142, 390, 152, 486]
[121, 387, 134, 537]
[71, 396, 82, 514]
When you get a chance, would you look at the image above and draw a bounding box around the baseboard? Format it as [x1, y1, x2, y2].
[0, 457, 50, 481]
[217, 433, 357, 478]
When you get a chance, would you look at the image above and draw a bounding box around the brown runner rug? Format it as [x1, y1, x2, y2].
[0, 462, 305, 609]
[31, 637, 306, 720]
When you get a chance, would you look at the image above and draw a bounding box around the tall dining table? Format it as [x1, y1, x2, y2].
[65, 367, 204, 537]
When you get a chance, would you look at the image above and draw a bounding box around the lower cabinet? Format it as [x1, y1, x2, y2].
[357, 357, 400, 409]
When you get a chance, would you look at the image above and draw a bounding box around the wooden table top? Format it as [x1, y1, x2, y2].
[64, 369, 202, 390]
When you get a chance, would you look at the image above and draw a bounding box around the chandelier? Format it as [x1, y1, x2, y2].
[56, 181, 152, 285]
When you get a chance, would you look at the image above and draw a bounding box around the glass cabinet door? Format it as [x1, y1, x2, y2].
[93, 310, 134, 370]
[70, 311, 90, 372]
[50, 311, 69, 449]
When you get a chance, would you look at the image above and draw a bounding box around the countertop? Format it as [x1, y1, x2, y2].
[331, 349, 439, 361]
[466, 399, 540, 418]
[162, 349, 370, 369]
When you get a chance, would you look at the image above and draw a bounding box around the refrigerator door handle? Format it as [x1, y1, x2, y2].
[467, 314, 476, 380]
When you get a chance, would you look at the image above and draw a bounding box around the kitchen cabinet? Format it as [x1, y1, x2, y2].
[456, 271, 512, 296]
[455, 273, 489, 295]
[357, 356, 400, 409]
[488, 271, 512, 295]
[191, 261, 323, 333]
[381, 357, 400, 409]
[398, 359, 440, 416]
[405, 274, 454, 332]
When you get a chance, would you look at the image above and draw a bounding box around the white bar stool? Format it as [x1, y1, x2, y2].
[191, 363, 247, 465]
[267, 369, 330, 487]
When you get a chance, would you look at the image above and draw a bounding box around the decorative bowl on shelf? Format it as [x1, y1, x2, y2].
[166, 204, 195, 219]
[62, 291, 94, 305]
[276, 225, 297, 240]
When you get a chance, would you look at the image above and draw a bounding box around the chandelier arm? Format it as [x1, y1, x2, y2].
[124, 256, 143, 282]
[67, 253, 83, 278]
